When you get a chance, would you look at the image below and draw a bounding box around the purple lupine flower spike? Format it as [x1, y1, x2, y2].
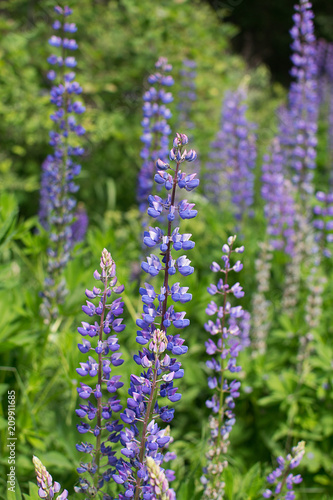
[137, 58, 173, 213]
[204, 89, 257, 221]
[178, 59, 197, 132]
[39, 5, 85, 321]
[263, 441, 305, 499]
[177, 59, 200, 178]
[113, 133, 199, 499]
[279, 0, 318, 198]
[74, 249, 125, 496]
[201, 236, 246, 499]
[33, 456, 68, 500]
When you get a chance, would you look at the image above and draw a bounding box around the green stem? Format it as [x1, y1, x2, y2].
[94, 276, 108, 489]
[134, 365, 159, 500]
[216, 246, 231, 452]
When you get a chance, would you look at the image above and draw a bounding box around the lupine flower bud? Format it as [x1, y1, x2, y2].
[33, 456, 68, 500]
[146, 456, 176, 500]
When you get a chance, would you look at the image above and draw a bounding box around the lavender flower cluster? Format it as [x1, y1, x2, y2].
[280, 0, 318, 197]
[177, 59, 197, 132]
[263, 441, 305, 500]
[137, 58, 174, 212]
[39, 5, 86, 320]
[201, 236, 245, 499]
[261, 138, 296, 256]
[205, 89, 257, 221]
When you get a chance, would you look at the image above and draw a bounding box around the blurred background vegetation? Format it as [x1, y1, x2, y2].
[0, 1, 332, 499]
[207, 0, 333, 85]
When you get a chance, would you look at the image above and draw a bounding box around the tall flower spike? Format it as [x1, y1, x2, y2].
[112, 133, 199, 499]
[204, 89, 257, 222]
[33, 456, 68, 500]
[39, 5, 85, 321]
[201, 236, 246, 500]
[178, 59, 197, 132]
[74, 249, 125, 496]
[137, 57, 173, 213]
[279, 0, 318, 199]
[263, 441, 305, 499]
[177, 59, 200, 178]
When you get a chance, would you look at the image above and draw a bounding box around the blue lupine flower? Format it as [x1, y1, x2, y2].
[178, 59, 197, 131]
[113, 133, 199, 499]
[263, 441, 305, 499]
[201, 236, 246, 499]
[204, 89, 257, 221]
[74, 249, 125, 496]
[39, 5, 86, 321]
[137, 58, 174, 212]
[279, 0, 318, 197]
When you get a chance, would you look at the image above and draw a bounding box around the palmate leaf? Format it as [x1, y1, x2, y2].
[223, 463, 264, 500]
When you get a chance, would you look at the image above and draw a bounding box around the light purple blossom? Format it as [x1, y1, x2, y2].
[202, 235, 247, 498]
